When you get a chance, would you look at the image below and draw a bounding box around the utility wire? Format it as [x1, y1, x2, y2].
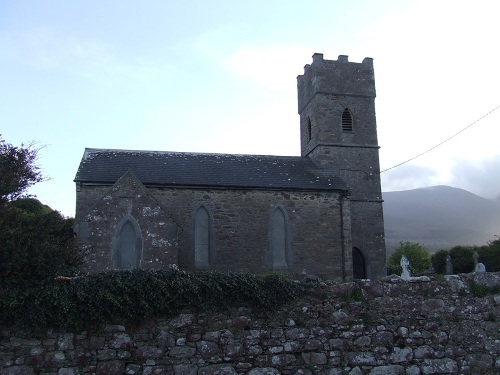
[381, 103, 500, 173]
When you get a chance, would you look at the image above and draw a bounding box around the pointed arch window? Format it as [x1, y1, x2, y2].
[113, 215, 142, 270]
[270, 207, 289, 269]
[194, 206, 210, 268]
[342, 108, 353, 132]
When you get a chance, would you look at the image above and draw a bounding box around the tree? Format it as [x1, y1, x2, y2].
[0, 135, 44, 205]
[387, 241, 432, 275]
[478, 237, 500, 272]
[0, 136, 82, 287]
[0, 198, 82, 286]
[431, 249, 449, 274]
[449, 245, 476, 274]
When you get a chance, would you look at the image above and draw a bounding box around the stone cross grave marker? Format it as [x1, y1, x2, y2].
[400, 255, 411, 280]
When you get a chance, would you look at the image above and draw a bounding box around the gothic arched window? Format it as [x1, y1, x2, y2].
[270, 207, 288, 269]
[342, 108, 353, 132]
[113, 215, 142, 270]
[194, 206, 210, 268]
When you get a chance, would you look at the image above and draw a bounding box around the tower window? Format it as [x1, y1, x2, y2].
[307, 117, 312, 141]
[342, 108, 353, 132]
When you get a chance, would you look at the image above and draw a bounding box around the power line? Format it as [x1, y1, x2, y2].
[381, 103, 500, 173]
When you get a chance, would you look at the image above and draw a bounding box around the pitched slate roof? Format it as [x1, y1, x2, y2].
[74, 148, 349, 192]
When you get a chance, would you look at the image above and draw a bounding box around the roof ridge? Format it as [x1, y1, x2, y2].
[83, 147, 304, 160]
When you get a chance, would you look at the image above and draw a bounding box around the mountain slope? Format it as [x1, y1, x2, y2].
[382, 185, 500, 251]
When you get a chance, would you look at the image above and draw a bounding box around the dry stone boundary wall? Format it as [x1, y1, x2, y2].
[1, 273, 500, 375]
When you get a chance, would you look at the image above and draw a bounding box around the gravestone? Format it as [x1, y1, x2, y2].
[400, 255, 411, 280]
[445, 255, 453, 275]
[475, 263, 486, 273]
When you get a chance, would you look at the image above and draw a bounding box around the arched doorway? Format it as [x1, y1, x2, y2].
[352, 247, 366, 279]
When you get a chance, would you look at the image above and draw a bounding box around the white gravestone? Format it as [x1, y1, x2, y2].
[400, 255, 411, 280]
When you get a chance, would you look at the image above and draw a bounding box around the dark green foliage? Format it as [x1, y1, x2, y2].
[387, 241, 432, 275]
[449, 246, 476, 274]
[0, 198, 82, 287]
[340, 287, 363, 302]
[470, 280, 500, 298]
[0, 135, 82, 287]
[478, 237, 500, 272]
[431, 249, 449, 274]
[430, 237, 500, 274]
[0, 136, 44, 205]
[0, 269, 308, 331]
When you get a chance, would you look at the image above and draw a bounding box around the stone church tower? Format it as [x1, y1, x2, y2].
[74, 53, 386, 280]
[297, 53, 386, 279]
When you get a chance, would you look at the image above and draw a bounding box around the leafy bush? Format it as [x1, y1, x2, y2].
[449, 245, 476, 274]
[0, 198, 83, 287]
[387, 241, 432, 275]
[478, 237, 500, 272]
[0, 269, 308, 331]
[431, 249, 449, 274]
[430, 238, 500, 274]
[470, 280, 500, 297]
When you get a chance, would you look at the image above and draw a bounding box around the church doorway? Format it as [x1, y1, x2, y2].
[352, 247, 366, 279]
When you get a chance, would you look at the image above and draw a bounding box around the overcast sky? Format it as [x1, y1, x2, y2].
[1, 0, 499, 217]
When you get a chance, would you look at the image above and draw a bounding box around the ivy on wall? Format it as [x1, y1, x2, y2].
[0, 269, 308, 331]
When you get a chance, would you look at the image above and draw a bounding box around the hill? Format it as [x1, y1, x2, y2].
[382, 185, 500, 252]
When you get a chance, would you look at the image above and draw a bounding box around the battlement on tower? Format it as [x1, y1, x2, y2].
[297, 53, 376, 114]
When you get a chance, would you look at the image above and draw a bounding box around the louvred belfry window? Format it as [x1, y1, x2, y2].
[342, 108, 353, 132]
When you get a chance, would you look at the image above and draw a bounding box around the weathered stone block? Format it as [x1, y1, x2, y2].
[96, 360, 125, 375]
[197, 364, 237, 375]
[368, 366, 405, 375]
[346, 351, 377, 366]
[168, 346, 196, 358]
[109, 333, 131, 349]
[247, 368, 280, 375]
[136, 346, 163, 359]
[421, 358, 458, 374]
[302, 352, 327, 365]
[173, 364, 197, 375]
[196, 340, 221, 359]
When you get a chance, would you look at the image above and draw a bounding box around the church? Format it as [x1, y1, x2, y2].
[73, 53, 386, 280]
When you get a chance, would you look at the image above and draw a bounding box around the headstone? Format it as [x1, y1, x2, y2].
[445, 255, 453, 275]
[475, 263, 486, 273]
[400, 255, 411, 280]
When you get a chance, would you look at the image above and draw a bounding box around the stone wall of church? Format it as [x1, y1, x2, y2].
[149, 187, 350, 279]
[2, 273, 500, 374]
[75, 174, 180, 274]
[76, 183, 352, 280]
[349, 201, 386, 280]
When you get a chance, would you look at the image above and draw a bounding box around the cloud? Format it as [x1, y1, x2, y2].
[447, 156, 500, 199]
[381, 163, 439, 192]
[0, 26, 173, 87]
[0, 26, 109, 69]
[382, 153, 500, 200]
[221, 45, 311, 91]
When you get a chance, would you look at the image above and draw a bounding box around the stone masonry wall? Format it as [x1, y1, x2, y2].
[2, 272, 500, 375]
[149, 187, 348, 279]
[76, 181, 351, 280]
